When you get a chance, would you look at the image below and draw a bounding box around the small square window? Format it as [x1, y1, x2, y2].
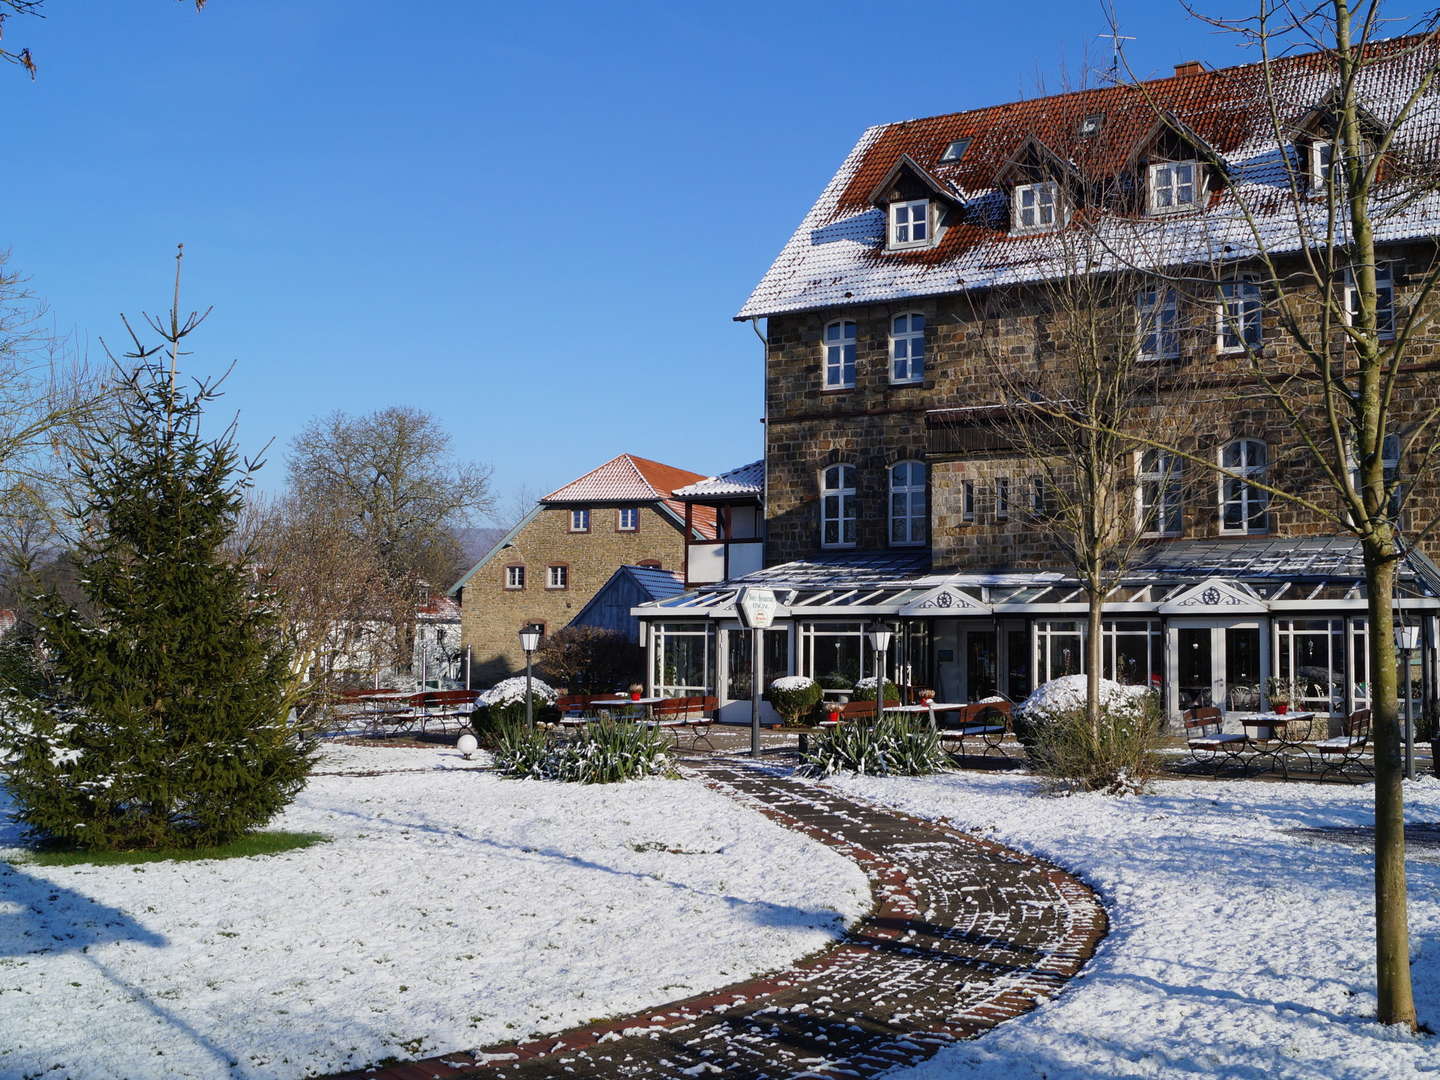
[505, 566, 525, 589]
[1013, 181, 1062, 232]
[1148, 161, 1203, 214]
[1078, 113, 1104, 138]
[617, 507, 638, 531]
[547, 565, 568, 589]
[569, 508, 590, 532]
[889, 199, 930, 249]
[940, 137, 971, 162]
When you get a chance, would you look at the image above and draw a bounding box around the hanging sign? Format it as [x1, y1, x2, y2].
[735, 586, 779, 630]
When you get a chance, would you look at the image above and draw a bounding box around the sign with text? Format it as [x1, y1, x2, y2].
[735, 586, 779, 630]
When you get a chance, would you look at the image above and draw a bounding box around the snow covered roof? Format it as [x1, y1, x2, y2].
[737, 35, 1440, 320]
[671, 460, 764, 500]
[539, 453, 717, 540]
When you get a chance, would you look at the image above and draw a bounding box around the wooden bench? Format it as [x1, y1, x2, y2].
[1315, 708, 1372, 781]
[1184, 706, 1247, 772]
[937, 702, 1012, 758]
[650, 695, 718, 750]
[382, 689, 481, 735]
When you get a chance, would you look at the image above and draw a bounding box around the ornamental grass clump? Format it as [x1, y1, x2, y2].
[768, 675, 822, 728]
[801, 715, 947, 777]
[1015, 675, 1163, 795]
[493, 717, 670, 784]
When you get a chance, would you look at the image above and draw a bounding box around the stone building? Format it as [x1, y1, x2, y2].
[451, 454, 714, 684]
[637, 37, 1440, 727]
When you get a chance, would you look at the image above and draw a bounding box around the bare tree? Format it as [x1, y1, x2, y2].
[1, 1, 206, 79]
[1066, 2, 1440, 1028]
[287, 406, 493, 590]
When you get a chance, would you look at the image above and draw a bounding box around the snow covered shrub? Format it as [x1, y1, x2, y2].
[817, 672, 852, 691]
[0, 361, 313, 852]
[494, 717, 670, 784]
[1015, 675, 1163, 794]
[470, 676, 560, 743]
[801, 715, 947, 777]
[851, 677, 900, 703]
[768, 676, 821, 727]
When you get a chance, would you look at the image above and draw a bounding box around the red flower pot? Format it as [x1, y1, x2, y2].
[1275, 703, 1289, 714]
[630, 692, 641, 701]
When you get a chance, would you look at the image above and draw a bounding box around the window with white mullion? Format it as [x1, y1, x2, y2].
[1136, 450, 1183, 537]
[1344, 263, 1396, 341]
[1309, 139, 1335, 192]
[888, 461, 926, 546]
[1148, 160, 1201, 214]
[1013, 181, 1061, 232]
[889, 199, 930, 248]
[820, 464, 857, 548]
[822, 320, 857, 389]
[1217, 277, 1262, 353]
[889, 312, 925, 384]
[1219, 439, 1269, 534]
[1137, 287, 1180, 360]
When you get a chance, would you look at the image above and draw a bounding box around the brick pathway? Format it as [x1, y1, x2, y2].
[332, 759, 1106, 1080]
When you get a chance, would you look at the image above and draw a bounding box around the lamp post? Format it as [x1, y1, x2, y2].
[518, 625, 542, 728]
[867, 622, 894, 712]
[1395, 618, 1420, 781]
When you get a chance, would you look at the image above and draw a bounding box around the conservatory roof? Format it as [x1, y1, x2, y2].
[635, 538, 1440, 618]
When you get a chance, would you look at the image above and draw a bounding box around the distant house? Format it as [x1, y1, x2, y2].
[449, 453, 716, 683]
[413, 593, 462, 686]
[570, 565, 685, 642]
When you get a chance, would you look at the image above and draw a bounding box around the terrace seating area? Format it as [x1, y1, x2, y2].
[1183, 705, 1378, 782]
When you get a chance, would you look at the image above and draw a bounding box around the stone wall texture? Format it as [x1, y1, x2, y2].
[763, 242, 1440, 572]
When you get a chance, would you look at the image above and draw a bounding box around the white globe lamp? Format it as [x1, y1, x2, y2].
[456, 732, 479, 759]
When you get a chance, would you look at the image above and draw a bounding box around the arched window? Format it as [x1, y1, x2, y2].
[820, 464, 857, 548]
[890, 313, 925, 384]
[1219, 439, 1268, 534]
[822, 320, 857, 389]
[889, 461, 926, 546]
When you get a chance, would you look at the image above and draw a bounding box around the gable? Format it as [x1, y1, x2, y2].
[1157, 577, 1267, 615]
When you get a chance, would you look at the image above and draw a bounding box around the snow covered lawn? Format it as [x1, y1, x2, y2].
[825, 769, 1440, 1080]
[0, 743, 869, 1079]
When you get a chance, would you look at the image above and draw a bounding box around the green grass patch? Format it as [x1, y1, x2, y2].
[6, 830, 328, 867]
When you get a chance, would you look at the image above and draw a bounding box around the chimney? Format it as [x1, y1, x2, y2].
[1174, 60, 1205, 77]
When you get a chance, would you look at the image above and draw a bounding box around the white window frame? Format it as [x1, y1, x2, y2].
[995, 476, 1010, 521]
[1147, 160, 1203, 215]
[617, 507, 638, 531]
[1217, 276, 1263, 353]
[820, 464, 857, 549]
[1344, 263, 1396, 342]
[547, 565, 568, 589]
[569, 508, 589, 532]
[1135, 450, 1183, 537]
[1012, 181, 1063, 233]
[888, 461, 926, 547]
[1219, 439, 1269, 535]
[822, 320, 857, 389]
[505, 565, 525, 590]
[1309, 139, 1335, 192]
[889, 312, 925, 384]
[888, 199, 930, 249]
[1137, 286, 1181, 360]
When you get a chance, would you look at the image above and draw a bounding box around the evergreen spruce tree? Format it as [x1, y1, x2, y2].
[0, 251, 312, 850]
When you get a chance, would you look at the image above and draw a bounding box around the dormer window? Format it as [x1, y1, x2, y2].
[1309, 139, 1335, 191]
[1013, 181, 1062, 232]
[889, 199, 930, 249]
[1148, 161, 1203, 214]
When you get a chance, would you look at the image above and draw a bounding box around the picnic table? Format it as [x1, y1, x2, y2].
[1239, 712, 1317, 779]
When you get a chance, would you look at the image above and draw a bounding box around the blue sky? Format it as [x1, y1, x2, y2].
[4, 0, 1397, 514]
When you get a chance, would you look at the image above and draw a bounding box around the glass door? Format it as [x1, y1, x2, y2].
[1177, 627, 1214, 708]
[965, 630, 998, 701]
[720, 626, 788, 723]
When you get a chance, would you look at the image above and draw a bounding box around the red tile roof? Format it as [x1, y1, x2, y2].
[541, 454, 718, 538]
[738, 34, 1440, 319]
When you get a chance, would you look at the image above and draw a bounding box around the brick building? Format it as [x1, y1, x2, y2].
[451, 454, 714, 684]
[637, 37, 1440, 726]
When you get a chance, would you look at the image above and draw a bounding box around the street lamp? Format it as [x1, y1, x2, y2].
[519, 624, 542, 728]
[1395, 618, 1420, 781]
[867, 622, 894, 709]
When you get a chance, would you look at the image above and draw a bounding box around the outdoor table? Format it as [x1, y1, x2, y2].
[884, 702, 967, 730]
[1240, 712, 1317, 779]
[589, 697, 663, 719]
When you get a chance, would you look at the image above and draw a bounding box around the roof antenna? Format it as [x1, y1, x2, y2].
[1097, 31, 1135, 78]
